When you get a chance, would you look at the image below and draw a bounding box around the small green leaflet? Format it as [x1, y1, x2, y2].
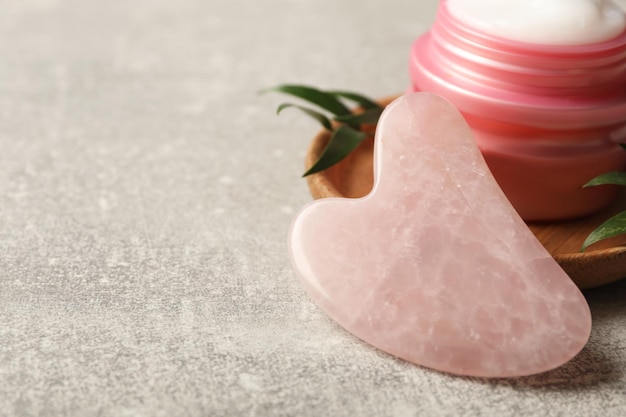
[261, 85, 351, 116]
[582, 169, 626, 250]
[304, 125, 368, 177]
[584, 171, 626, 187]
[582, 211, 626, 251]
[327, 90, 381, 109]
[277, 103, 333, 131]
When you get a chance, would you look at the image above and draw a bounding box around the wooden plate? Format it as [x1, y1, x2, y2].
[303, 97, 626, 290]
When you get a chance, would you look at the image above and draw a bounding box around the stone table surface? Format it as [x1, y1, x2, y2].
[1, 1, 625, 416]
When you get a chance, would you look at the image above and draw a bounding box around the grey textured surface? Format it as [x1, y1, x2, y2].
[0, 1, 625, 416]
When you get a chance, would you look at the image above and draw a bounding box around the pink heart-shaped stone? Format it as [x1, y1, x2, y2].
[289, 93, 592, 378]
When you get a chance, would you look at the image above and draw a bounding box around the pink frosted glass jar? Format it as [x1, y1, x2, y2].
[409, 0, 626, 221]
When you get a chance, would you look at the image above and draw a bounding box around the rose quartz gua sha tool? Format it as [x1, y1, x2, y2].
[289, 93, 592, 378]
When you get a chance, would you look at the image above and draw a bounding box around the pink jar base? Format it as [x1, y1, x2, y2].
[477, 134, 626, 221]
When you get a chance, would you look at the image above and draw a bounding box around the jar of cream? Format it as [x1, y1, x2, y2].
[409, 0, 626, 220]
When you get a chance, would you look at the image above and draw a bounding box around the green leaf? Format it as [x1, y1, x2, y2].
[584, 171, 626, 187]
[261, 84, 351, 116]
[334, 107, 384, 127]
[327, 90, 381, 109]
[303, 125, 368, 177]
[276, 103, 333, 131]
[581, 210, 626, 251]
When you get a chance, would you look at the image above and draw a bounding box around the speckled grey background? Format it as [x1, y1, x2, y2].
[1, 0, 625, 416]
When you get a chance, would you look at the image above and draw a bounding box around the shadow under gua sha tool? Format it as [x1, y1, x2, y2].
[289, 93, 592, 378]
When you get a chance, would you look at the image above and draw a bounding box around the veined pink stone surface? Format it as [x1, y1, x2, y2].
[289, 93, 592, 378]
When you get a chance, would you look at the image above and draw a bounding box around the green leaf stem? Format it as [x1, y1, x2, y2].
[334, 107, 384, 127]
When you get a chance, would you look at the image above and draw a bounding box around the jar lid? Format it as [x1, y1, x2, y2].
[409, 1, 626, 129]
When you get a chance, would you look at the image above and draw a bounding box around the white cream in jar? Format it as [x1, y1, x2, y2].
[447, 0, 626, 45]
